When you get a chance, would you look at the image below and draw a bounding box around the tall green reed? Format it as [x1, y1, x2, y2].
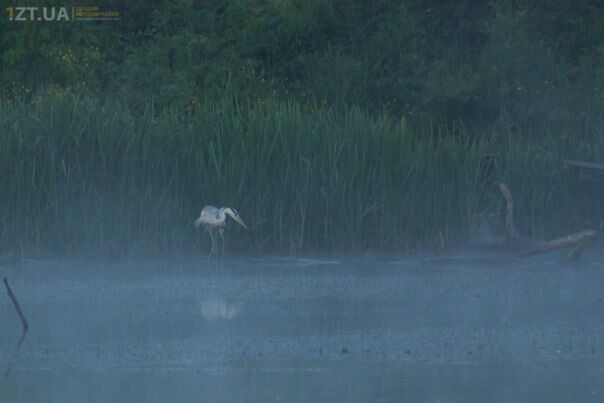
[0, 93, 600, 258]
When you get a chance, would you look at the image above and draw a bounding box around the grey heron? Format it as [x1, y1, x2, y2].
[194, 205, 248, 260]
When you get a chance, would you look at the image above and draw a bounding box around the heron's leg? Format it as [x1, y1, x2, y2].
[208, 230, 215, 262]
[219, 227, 225, 259]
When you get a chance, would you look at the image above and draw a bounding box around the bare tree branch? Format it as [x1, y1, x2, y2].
[516, 229, 598, 258]
[494, 181, 519, 239]
[568, 234, 592, 261]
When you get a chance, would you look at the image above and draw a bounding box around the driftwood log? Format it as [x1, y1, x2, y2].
[492, 180, 598, 260]
[568, 233, 593, 261]
[516, 229, 598, 259]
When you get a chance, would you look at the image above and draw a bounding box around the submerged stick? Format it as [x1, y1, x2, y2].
[3, 278, 28, 332]
[3, 277, 29, 379]
[516, 229, 598, 258]
[494, 181, 519, 239]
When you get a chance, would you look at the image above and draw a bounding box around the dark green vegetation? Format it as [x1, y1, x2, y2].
[0, 1, 602, 257]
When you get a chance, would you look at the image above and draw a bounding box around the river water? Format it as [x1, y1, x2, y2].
[1, 248, 603, 402]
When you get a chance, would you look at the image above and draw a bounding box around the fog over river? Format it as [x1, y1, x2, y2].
[2, 247, 603, 402]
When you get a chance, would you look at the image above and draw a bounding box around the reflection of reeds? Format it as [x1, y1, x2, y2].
[0, 94, 601, 257]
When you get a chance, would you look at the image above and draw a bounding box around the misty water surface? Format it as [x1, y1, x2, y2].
[1, 248, 604, 402]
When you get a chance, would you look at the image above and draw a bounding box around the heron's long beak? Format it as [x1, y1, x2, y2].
[236, 217, 248, 230]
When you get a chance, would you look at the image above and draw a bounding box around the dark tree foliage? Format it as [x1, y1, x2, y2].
[0, 0, 602, 127]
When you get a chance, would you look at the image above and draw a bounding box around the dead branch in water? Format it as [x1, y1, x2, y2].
[516, 229, 598, 258]
[568, 234, 593, 261]
[3, 278, 28, 333]
[490, 180, 598, 260]
[3, 277, 29, 379]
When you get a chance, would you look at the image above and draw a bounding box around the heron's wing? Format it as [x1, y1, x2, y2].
[201, 206, 221, 220]
[201, 205, 219, 215]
